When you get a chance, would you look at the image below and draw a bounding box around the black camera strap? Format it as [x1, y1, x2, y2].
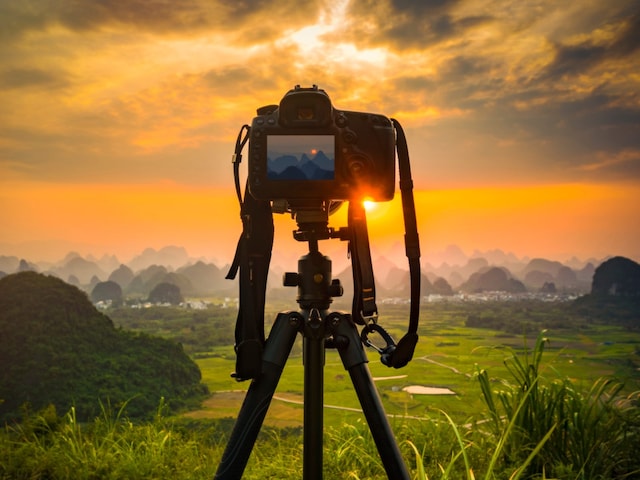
[359, 119, 421, 369]
[226, 125, 274, 381]
[391, 118, 421, 366]
[348, 200, 378, 325]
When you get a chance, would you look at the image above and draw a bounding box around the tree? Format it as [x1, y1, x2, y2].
[91, 280, 123, 306]
[148, 282, 183, 305]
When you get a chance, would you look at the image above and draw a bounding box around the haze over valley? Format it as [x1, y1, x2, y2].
[1, 244, 630, 303]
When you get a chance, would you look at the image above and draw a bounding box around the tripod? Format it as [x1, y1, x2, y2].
[214, 225, 411, 480]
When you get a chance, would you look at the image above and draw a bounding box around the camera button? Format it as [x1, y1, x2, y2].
[343, 131, 357, 144]
[336, 114, 347, 127]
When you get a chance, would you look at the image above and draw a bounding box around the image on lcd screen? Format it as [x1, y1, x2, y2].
[267, 135, 335, 180]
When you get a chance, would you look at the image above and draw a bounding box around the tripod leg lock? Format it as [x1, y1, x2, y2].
[232, 339, 264, 381]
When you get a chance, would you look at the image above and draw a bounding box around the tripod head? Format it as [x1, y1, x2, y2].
[282, 205, 346, 311]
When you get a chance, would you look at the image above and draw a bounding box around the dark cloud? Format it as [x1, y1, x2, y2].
[440, 55, 492, 82]
[381, 5, 640, 183]
[391, 0, 456, 14]
[544, 11, 640, 81]
[344, 0, 491, 51]
[203, 65, 278, 93]
[0, 68, 70, 90]
[477, 90, 640, 181]
[0, 0, 323, 40]
[389, 54, 502, 116]
[609, 10, 640, 56]
[390, 55, 640, 183]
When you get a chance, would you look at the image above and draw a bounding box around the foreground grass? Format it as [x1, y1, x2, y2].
[3, 332, 639, 479]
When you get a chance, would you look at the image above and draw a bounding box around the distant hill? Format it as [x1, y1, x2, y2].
[459, 267, 526, 293]
[521, 258, 589, 291]
[0, 255, 21, 273]
[0, 272, 207, 421]
[108, 264, 135, 289]
[1, 245, 633, 298]
[128, 246, 190, 271]
[592, 256, 640, 296]
[523, 258, 565, 277]
[572, 257, 640, 328]
[49, 255, 106, 285]
[125, 264, 202, 297]
[177, 261, 230, 295]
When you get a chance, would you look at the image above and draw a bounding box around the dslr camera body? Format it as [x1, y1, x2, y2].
[248, 85, 396, 204]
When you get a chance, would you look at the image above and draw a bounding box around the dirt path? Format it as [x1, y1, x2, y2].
[419, 356, 472, 378]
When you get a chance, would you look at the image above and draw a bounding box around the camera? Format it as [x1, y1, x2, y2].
[248, 85, 396, 204]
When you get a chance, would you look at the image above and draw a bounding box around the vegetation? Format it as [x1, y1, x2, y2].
[475, 333, 640, 478]
[573, 294, 640, 330]
[1, 332, 638, 479]
[108, 304, 237, 354]
[0, 272, 208, 422]
[465, 294, 640, 334]
[2, 268, 639, 478]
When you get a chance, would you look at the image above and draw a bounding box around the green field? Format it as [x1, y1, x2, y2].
[183, 301, 640, 428]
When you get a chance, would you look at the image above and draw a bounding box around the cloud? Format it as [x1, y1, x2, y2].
[543, 11, 640, 81]
[365, 2, 640, 184]
[343, 0, 491, 51]
[0, 68, 71, 90]
[0, 0, 638, 188]
[577, 149, 640, 179]
[0, 0, 325, 42]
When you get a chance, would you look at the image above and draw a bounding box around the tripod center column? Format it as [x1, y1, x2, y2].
[299, 248, 333, 480]
[296, 248, 334, 311]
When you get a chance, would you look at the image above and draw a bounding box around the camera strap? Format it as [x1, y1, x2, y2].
[348, 201, 378, 325]
[359, 119, 421, 369]
[226, 125, 274, 381]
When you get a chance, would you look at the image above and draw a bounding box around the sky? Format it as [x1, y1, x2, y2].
[1, 0, 639, 267]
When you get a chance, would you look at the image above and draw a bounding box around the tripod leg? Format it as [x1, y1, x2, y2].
[331, 314, 411, 480]
[215, 312, 300, 480]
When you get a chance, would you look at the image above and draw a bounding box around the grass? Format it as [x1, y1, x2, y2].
[3, 330, 638, 479]
[1, 400, 216, 479]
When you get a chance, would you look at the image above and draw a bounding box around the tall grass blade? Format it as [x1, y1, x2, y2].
[405, 440, 428, 480]
[438, 409, 474, 480]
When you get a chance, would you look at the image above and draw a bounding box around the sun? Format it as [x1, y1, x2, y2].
[363, 200, 377, 212]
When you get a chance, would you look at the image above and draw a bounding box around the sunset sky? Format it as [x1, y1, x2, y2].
[1, 0, 639, 267]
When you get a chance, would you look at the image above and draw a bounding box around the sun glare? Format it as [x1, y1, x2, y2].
[363, 200, 377, 212]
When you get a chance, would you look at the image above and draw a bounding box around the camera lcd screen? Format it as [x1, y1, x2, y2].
[267, 135, 335, 180]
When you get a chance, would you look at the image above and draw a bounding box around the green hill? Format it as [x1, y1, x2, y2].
[0, 271, 208, 422]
